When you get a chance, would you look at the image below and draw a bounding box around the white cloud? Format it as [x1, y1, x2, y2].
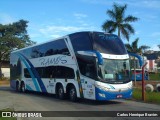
[50, 34, 61, 38]
[0, 13, 15, 24]
[135, 30, 140, 35]
[39, 25, 96, 38]
[29, 33, 41, 38]
[40, 25, 85, 33]
[74, 13, 88, 19]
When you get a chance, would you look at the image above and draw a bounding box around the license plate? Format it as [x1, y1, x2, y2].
[117, 94, 123, 98]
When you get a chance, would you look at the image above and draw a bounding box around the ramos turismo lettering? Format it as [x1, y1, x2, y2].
[39, 56, 67, 66]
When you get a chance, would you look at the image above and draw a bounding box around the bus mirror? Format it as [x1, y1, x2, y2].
[128, 52, 143, 67]
[95, 51, 103, 65]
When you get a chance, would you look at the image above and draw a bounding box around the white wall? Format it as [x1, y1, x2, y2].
[1, 68, 10, 77]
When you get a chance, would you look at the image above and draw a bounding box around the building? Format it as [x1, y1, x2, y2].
[1, 61, 10, 77]
[144, 52, 159, 73]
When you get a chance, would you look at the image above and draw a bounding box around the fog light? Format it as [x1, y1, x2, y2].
[98, 93, 106, 98]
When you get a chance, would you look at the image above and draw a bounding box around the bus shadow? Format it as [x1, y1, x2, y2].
[0, 86, 123, 106]
[78, 99, 122, 105]
[0, 86, 11, 91]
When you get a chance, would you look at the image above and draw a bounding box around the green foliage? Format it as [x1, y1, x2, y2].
[141, 45, 150, 53]
[0, 77, 9, 81]
[102, 3, 138, 41]
[125, 38, 142, 54]
[149, 73, 160, 81]
[133, 88, 160, 104]
[0, 20, 35, 61]
[0, 19, 35, 77]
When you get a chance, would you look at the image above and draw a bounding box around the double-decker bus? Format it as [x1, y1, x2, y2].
[10, 31, 135, 101]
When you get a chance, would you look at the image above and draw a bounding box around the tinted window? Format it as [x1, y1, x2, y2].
[30, 39, 70, 59]
[93, 32, 127, 55]
[56, 66, 75, 79]
[42, 39, 70, 56]
[24, 66, 75, 79]
[24, 68, 31, 78]
[69, 32, 93, 52]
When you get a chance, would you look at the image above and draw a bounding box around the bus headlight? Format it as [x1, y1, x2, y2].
[96, 85, 110, 91]
[98, 93, 106, 98]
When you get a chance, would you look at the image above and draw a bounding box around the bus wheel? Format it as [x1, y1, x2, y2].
[69, 86, 77, 102]
[20, 82, 25, 93]
[16, 82, 20, 92]
[58, 85, 65, 100]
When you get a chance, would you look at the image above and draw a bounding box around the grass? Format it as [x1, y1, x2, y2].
[149, 73, 160, 81]
[0, 108, 16, 120]
[0, 77, 9, 81]
[133, 88, 160, 104]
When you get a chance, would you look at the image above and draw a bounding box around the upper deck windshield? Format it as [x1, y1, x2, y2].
[98, 59, 131, 84]
[93, 32, 127, 55]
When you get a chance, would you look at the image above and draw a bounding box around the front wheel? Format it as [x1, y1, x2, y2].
[69, 86, 77, 102]
[20, 82, 26, 93]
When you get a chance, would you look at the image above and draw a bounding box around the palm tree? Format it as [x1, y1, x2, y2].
[102, 3, 138, 41]
[141, 45, 150, 54]
[125, 38, 142, 54]
[158, 45, 160, 50]
[125, 38, 142, 86]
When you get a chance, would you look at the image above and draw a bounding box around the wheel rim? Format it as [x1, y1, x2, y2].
[22, 84, 25, 92]
[70, 88, 75, 99]
[16, 83, 19, 91]
[59, 88, 63, 97]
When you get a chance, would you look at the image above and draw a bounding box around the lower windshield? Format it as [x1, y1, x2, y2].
[98, 59, 131, 84]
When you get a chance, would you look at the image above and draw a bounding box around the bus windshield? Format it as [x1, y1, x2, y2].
[98, 59, 131, 84]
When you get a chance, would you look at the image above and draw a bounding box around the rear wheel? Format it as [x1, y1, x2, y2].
[57, 85, 65, 100]
[20, 82, 26, 93]
[69, 86, 77, 102]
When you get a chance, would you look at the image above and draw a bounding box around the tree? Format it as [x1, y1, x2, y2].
[158, 45, 160, 50]
[102, 3, 138, 41]
[125, 38, 143, 86]
[125, 38, 142, 54]
[0, 19, 35, 78]
[141, 45, 150, 54]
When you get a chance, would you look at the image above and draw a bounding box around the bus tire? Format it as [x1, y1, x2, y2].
[57, 85, 65, 100]
[156, 84, 160, 92]
[20, 82, 26, 93]
[16, 82, 20, 92]
[69, 86, 77, 102]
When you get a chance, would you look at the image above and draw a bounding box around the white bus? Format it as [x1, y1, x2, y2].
[10, 31, 133, 101]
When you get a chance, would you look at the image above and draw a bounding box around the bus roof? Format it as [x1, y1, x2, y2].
[11, 31, 112, 53]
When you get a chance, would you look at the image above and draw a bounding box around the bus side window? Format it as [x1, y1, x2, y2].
[24, 68, 31, 78]
[55, 66, 75, 79]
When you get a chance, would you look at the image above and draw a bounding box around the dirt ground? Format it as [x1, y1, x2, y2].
[0, 80, 10, 86]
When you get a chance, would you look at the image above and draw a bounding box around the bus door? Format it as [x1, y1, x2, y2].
[48, 78, 55, 93]
[79, 63, 96, 100]
[83, 77, 95, 100]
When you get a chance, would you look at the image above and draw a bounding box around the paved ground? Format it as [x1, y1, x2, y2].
[0, 85, 160, 120]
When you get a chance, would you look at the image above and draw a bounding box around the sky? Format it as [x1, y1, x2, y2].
[1, 0, 160, 50]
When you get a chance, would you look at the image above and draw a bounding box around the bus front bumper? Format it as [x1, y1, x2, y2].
[95, 87, 132, 101]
